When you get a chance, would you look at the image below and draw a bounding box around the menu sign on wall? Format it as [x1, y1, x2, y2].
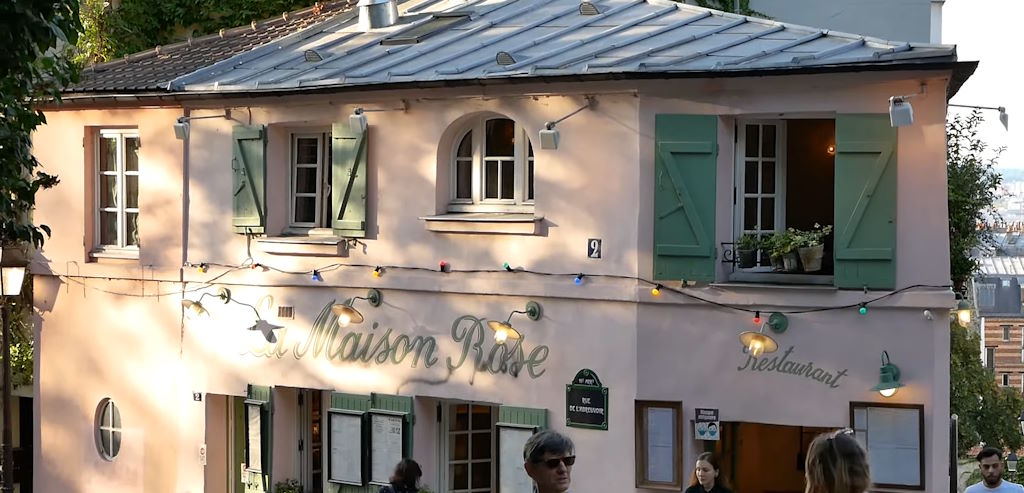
[565, 369, 608, 430]
[370, 413, 405, 485]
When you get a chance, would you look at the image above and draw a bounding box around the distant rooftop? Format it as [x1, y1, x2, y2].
[67, 0, 357, 93]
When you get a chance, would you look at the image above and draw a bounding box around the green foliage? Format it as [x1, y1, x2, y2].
[951, 321, 1024, 455]
[792, 224, 833, 248]
[948, 110, 1002, 294]
[0, 0, 77, 249]
[76, 0, 319, 62]
[672, 0, 770, 18]
[272, 478, 302, 493]
[736, 232, 759, 250]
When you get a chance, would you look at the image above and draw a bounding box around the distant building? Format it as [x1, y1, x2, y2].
[977, 275, 1024, 389]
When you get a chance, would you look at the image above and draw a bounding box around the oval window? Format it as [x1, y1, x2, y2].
[95, 398, 122, 460]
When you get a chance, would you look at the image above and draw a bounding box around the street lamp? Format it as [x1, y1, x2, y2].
[1018, 410, 1024, 436]
[1009, 452, 1020, 473]
[0, 246, 27, 493]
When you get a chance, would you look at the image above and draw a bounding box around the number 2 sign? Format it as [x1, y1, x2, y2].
[587, 239, 602, 259]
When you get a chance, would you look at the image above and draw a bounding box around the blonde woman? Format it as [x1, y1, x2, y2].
[804, 429, 871, 493]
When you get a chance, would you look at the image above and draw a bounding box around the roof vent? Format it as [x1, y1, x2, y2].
[304, 49, 323, 62]
[495, 51, 516, 66]
[358, 0, 399, 31]
[579, 1, 600, 15]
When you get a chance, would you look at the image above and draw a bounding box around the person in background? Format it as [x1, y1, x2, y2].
[378, 458, 422, 493]
[804, 428, 870, 493]
[685, 452, 732, 493]
[966, 447, 1024, 493]
[523, 429, 575, 493]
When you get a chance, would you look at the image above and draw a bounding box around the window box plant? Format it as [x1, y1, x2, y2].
[736, 233, 760, 268]
[769, 229, 802, 272]
[796, 223, 832, 273]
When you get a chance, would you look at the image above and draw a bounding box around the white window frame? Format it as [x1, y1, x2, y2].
[448, 116, 535, 214]
[438, 401, 497, 493]
[95, 129, 140, 252]
[734, 120, 787, 270]
[288, 131, 333, 232]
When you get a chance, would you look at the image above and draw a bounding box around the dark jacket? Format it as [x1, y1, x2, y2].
[684, 484, 732, 493]
[378, 485, 418, 493]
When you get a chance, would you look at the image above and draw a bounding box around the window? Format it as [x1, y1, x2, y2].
[1004, 325, 1012, 341]
[986, 347, 995, 369]
[977, 283, 996, 308]
[289, 132, 332, 230]
[96, 129, 140, 251]
[1003, 373, 1010, 387]
[634, 400, 682, 489]
[449, 117, 535, 213]
[95, 398, 122, 460]
[444, 403, 495, 493]
[850, 402, 924, 490]
[734, 119, 835, 273]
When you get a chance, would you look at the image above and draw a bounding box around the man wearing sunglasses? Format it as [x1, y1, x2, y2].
[523, 430, 575, 493]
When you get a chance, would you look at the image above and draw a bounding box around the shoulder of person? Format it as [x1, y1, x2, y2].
[377, 485, 395, 493]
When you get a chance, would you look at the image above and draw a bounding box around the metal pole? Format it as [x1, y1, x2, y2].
[2, 302, 12, 493]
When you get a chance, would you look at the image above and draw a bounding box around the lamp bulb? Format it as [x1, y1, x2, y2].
[652, 286, 661, 297]
[748, 340, 763, 356]
[503, 262, 512, 271]
[858, 304, 868, 315]
[337, 313, 352, 328]
[373, 267, 382, 278]
[574, 274, 583, 286]
[494, 327, 509, 344]
[879, 387, 897, 398]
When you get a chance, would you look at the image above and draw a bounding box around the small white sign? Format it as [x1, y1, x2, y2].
[587, 238, 602, 259]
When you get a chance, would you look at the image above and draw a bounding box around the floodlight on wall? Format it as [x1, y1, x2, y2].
[348, 101, 409, 134]
[870, 351, 904, 397]
[539, 96, 596, 150]
[488, 301, 542, 344]
[888, 83, 926, 128]
[331, 289, 383, 327]
[738, 312, 788, 357]
[949, 103, 1010, 131]
[173, 110, 232, 140]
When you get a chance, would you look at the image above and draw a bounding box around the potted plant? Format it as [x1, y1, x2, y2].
[769, 229, 801, 272]
[796, 223, 833, 273]
[765, 231, 784, 271]
[735, 233, 760, 268]
[273, 479, 303, 493]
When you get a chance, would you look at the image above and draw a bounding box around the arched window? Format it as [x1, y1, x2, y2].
[449, 116, 534, 212]
[95, 398, 123, 461]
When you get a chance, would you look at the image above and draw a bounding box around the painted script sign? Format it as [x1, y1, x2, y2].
[737, 346, 848, 389]
[244, 302, 550, 378]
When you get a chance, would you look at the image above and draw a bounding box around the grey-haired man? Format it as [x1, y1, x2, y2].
[523, 430, 575, 493]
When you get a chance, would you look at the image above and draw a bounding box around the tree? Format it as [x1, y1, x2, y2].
[0, 0, 81, 387]
[947, 110, 1003, 294]
[671, 0, 769, 18]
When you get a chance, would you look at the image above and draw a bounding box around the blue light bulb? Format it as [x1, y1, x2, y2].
[574, 274, 584, 285]
[312, 270, 324, 282]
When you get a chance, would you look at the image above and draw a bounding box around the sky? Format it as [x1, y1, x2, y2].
[944, 0, 1024, 169]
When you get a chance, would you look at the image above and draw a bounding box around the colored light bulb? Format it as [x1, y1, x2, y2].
[439, 260, 448, 272]
[652, 285, 662, 297]
[503, 262, 512, 271]
[858, 304, 868, 315]
[373, 267, 382, 278]
[198, 263, 208, 274]
[312, 270, 323, 282]
[574, 274, 584, 285]
[753, 311, 761, 325]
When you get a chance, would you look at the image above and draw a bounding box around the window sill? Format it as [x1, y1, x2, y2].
[420, 213, 543, 235]
[724, 271, 835, 287]
[256, 234, 348, 257]
[90, 249, 139, 261]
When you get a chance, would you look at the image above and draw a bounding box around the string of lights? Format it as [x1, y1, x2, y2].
[50, 257, 953, 318]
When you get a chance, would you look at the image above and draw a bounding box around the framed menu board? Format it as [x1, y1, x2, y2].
[498, 425, 536, 493]
[369, 412, 407, 485]
[327, 411, 364, 486]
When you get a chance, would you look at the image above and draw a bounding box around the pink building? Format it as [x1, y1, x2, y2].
[31, 0, 969, 492]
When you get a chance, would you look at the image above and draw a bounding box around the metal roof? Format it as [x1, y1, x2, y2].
[67, 0, 356, 93]
[170, 0, 957, 92]
[979, 257, 1024, 278]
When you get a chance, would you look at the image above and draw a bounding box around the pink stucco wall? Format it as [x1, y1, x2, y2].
[31, 69, 955, 493]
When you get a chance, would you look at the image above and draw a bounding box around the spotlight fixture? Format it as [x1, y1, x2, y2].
[488, 301, 542, 344]
[181, 287, 231, 318]
[350, 108, 368, 134]
[870, 351, 904, 397]
[888, 83, 926, 128]
[173, 111, 231, 140]
[331, 289, 383, 327]
[949, 103, 1009, 131]
[738, 312, 788, 357]
[539, 96, 595, 150]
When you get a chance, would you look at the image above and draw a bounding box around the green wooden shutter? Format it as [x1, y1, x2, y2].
[246, 384, 273, 493]
[497, 406, 548, 429]
[332, 123, 368, 238]
[232, 125, 267, 234]
[653, 114, 718, 282]
[834, 114, 897, 289]
[329, 393, 372, 493]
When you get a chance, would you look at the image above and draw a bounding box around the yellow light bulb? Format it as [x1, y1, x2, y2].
[879, 387, 897, 398]
[748, 340, 763, 357]
[337, 313, 352, 328]
[494, 327, 509, 344]
[652, 287, 661, 296]
[373, 270, 381, 278]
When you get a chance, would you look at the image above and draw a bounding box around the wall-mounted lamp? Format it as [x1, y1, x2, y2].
[1018, 409, 1024, 436]
[332, 289, 383, 327]
[348, 102, 409, 134]
[1009, 452, 1019, 473]
[173, 110, 231, 140]
[955, 298, 972, 328]
[888, 83, 926, 128]
[949, 103, 1009, 131]
[488, 301, 542, 344]
[738, 312, 788, 357]
[870, 351, 904, 397]
[181, 287, 231, 318]
[826, 144, 836, 156]
[539, 96, 596, 150]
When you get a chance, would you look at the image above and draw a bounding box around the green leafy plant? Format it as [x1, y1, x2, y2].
[768, 229, 800, 257]
[273, 478, 302, 493]
[796, 224, 833, 248]
[736, 233, 760, 251]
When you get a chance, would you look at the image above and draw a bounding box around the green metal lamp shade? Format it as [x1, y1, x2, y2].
[739, 330, 777, 357]
[871, 356, 904, 397]
[331, 289, 383, 327]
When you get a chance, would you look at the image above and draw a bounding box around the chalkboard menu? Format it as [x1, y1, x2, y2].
[565, 369, 608, 430]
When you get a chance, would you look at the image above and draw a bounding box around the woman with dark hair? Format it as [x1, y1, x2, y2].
[804, 429, 870, 493]
[685, 452, 732, 493]
[378, 458, 422, 493]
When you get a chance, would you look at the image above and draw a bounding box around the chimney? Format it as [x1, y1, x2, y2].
[358, 0, 399, 30]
